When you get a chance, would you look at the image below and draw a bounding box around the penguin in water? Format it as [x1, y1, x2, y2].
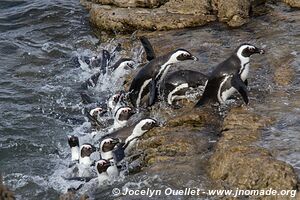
[95, 159, 113, 186]
[195, 43, 265, 107]
[86, 107, 108, 130]
[82, 58, 135, 89]
[77, 49, 110, 71]
[64, 143, 96, 182]
[109, 118, 158, 163]
[78, 143, 97, 177]
[129, 49, 198, 107]
[99, 138, 121, 161]
[161, 70, 208, 106]
[112, 106, 135, 130]
[68, 135, 80, 163]
[98, 138, 120, 180]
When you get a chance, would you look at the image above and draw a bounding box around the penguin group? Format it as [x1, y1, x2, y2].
[63, 36, 265, 193]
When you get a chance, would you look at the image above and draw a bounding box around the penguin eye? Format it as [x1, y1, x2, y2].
[248, 47, 255, 52]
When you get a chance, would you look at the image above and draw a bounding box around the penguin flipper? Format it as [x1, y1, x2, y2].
[140, 36, 156, 61]
[231, 75, 249, 105]
[244, 79, 248, 86]
[113, 144, 125, 163]
[101, 50, 110, 73]
[80, 92, 93, 104]
[148, 79, 158, 106]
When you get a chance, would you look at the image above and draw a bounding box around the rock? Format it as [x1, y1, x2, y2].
[88, 3, 216, 32]
[80, 0, 270, 31]
[163, 0, 212, 15]
[209, 107, 298, 193]
[273, 54, 296, 86]
[92, 0, 168, 8]
[131, 109, 220, 190]
[212, 0, 251, 27]
[0, 176, 15, 200]
[283, 0, 300, 8]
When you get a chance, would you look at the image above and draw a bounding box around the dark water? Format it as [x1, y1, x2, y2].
[0, 0, 97, 199]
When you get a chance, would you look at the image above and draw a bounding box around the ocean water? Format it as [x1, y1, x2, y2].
[0, 0, 98, 199]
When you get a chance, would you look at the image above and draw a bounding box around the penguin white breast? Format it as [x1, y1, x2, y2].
[97, 173, 109, 186]
[167, 83, 189, 105]
[106, 164, 119, 179]
[136, 78, 152, 107]
[71, 147, 80, 161]
[240, 62, 249, 81]
[218, 75, 236, 103]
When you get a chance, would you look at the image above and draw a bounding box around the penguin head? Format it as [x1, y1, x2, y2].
[100, 138, 121, 153]
[140, 118, 159, 131]
[68, 135, 79, 148]
[236, 44, 265, 58]
[90, 56, 102, 68]
[89, 107, 106, 118]
[80, 143, 96, 158]
[118, 59, 135, 70]
[96, 159, 111, 173]
[170, 49, 198, 63]
[115, 106, 135, 122]
[112, 58, 135, 71]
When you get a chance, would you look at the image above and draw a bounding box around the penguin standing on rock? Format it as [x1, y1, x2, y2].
[195, 43, 265, 107]
[129, 49, 198, 108]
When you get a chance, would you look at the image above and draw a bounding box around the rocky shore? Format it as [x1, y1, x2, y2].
[69, 1, 300, 199]
[80, 0, 299, 32]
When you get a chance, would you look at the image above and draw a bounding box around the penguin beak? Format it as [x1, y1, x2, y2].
[91, 145, 97, 152]
[259, 49, 265, 54]
[152, 120, 159, 127]
[191, 56, 198, 61]
[112, 138, 121, 144]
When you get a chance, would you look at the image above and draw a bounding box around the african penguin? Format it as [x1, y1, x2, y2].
[99, 138, 121, 160]
[111, 118, 158, 162]
[77, 49, 110, 71]
[68, 135, 80, 162]
[129, 49, 198, 107]
[82, 58, 135, 89]
[99, 138, 120, 180]
[195, 43, 265, 107]
[161, 70, 208, 106]
[112, 106, 135, 130]
[86, 107, 107, 130]
[78, 143, 96, 177]
[95, 159, 111, 186]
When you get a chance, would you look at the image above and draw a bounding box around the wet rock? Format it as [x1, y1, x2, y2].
[283, 0, 300, 8]
[91, 0, 168, 8]
[209, 107, 298, 192]
[273, 54, 296, 86]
